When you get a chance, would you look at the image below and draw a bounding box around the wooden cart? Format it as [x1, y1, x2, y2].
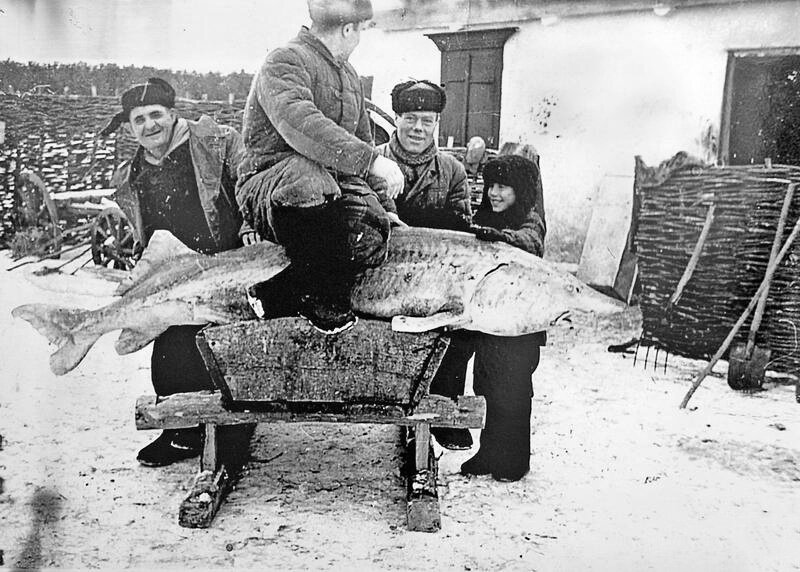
[135, 317, 486, 532]
[12, 170, 136, 269]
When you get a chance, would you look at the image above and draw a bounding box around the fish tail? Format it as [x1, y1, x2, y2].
[12, 303, 101, 375]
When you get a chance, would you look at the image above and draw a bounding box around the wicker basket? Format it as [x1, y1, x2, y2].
[634, 153, 800, 374]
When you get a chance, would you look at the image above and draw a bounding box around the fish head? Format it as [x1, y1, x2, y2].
[467, 260, 626, 336]
[552, 270, 627, 316]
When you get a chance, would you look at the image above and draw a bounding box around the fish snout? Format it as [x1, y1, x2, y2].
[570, 284, 627, 315]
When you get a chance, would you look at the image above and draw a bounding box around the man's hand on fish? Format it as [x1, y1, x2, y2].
[241, 231, 263, 246]
[386, 212, 409, 228]
[369, 155, 405, 199]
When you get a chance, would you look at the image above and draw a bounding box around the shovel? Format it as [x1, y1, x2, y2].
[728, 183, 796, 390]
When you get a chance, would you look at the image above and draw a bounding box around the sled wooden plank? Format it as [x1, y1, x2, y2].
[195, 332, 233, 402]
[410, 394, 485, 429]
[136, 392, 485, 430]
[405, 425, 440, 533]
[198, 317, 446, 405]
[409, 334, 451, 409]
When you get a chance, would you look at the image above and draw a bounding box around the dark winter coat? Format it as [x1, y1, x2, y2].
[376, 137, 472, 231]
[474, 154, 546, 257]
[112, 115, 244, 253]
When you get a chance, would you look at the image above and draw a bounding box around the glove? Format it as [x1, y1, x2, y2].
[471, 225, 506, 242]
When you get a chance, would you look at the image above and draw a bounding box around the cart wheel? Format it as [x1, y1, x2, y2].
[91, 207, 136, 270]
[15, 171, 62, 256]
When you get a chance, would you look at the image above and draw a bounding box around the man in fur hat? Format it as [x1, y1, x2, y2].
[374, 79, 471, 231]
[102, 77, 245, 467]
[374, 79, 474, 450]
[237, 0, 404, 334]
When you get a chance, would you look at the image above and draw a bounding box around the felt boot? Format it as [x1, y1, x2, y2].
[460, 449, 494, 476]
[137, 428, 203, 467]
[246, 264, 305, 319]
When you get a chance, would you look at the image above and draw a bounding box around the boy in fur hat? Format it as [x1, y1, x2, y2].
[462, 154, 547, 481]
[471, 154, 545, 255]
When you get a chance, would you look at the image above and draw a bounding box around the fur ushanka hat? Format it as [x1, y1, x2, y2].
[308, 0, 373, 25]
[391, 80, 446, 115]
[100, 78, 176, 137]
[481, 154, 540, 216]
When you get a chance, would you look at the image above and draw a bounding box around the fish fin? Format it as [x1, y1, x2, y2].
[115, 230, 198, 295]
[12, 303, 89, 345]
[115, 328, 156, 355]
[195, 308, 236, 324]
[114, 301, 199, 354]
[50, 335, 101, 376]
[391, 311, 470, 333]
[12, 303, 101, 375]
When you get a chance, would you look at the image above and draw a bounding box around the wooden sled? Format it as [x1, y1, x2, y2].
[135, 317, 486, 532]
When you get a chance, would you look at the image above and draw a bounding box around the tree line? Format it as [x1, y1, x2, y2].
[0, 60, 254, 101]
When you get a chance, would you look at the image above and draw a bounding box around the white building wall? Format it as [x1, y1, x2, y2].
[2, 0, 799, 260]
[358, 1, 800, 260]
[352, 31, 441, 113]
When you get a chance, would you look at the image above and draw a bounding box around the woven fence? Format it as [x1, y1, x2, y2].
[634, 154, 800, 374]
[0, 94, 244, 244]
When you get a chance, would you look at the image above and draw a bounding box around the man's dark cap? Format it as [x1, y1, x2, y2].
[308, 0, 373, 25]
[391, 80, 446, 115]
[99, 78, 176, 137]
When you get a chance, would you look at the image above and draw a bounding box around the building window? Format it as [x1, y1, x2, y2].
[720, 48, 800, 166]
[426, 28, 516, 148]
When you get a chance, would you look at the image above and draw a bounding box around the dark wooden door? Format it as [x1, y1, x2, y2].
[427, 29, 516, 148]
[722, 50, 800, 166]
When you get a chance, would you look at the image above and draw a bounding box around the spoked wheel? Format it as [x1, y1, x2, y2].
[91, 207, 136, 270]
[14, 171, 62, 256]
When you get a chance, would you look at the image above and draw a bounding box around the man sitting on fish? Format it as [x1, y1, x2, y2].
[100, 77, 246, 468]
[235, 0, 405, 334]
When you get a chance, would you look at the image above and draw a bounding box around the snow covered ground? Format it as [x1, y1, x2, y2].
[1, 251, 798, 571]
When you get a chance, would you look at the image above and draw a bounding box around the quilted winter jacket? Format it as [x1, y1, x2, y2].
[111, 115, 244, 253]
[237, 27, 378, 216]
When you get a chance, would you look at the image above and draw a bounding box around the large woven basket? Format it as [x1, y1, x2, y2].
[634, 153, 800, 374]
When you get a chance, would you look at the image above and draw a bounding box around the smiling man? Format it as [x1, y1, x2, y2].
[101, 77, 245, 467]
[375, 80, 471, 231]
[375, 79, 474, 451]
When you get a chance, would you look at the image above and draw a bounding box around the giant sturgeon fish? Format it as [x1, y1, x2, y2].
[13, 227, 624, 375]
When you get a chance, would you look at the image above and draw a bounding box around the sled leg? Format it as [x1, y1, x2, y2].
[405, 422, 441, 532]
[178, 422, 254, 528]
